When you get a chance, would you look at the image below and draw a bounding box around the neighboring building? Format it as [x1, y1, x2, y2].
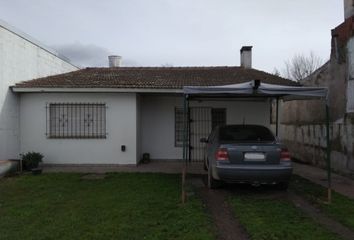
[281, 1, 354, 174]
[11, 48, 298, 165]
[0, 19, 78, 160]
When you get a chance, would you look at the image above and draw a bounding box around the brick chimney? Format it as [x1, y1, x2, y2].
[240, 46, 252, 69]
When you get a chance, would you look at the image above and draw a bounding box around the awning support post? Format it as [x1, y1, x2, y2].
[276, 97, 279, 137]
[325, 102, 332, 203]
[182, 95, 187, 204]
[181, 94, 188, 204]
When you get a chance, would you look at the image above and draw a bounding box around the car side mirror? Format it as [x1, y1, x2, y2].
[200, 138, 208, 143]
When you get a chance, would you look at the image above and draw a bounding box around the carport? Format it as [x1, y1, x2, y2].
[181, 80, 331, 202]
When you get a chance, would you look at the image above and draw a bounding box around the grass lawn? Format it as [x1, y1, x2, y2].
[0, 173, 214, 240]
[290, 174, 354, 231]
[229, 189, 340, 240]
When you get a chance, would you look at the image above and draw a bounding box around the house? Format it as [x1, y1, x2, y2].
[11, 47, 298, 165]
[0, 19, 78, 161]
[281, 0, 354, 174]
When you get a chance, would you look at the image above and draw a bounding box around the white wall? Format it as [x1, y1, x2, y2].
[20, 93, 138, 165]
[0, 24, 78, 160]
[140, 95, 271, 160]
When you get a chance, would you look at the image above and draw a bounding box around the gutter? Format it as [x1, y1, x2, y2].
[10, 87, 184, 94]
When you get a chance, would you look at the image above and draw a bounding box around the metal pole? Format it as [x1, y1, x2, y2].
[325, 102, 332, 203]
[187, 98, 191, 163]
[276, 98, 279, 137]
[183, 95, 187, 165]
[182, 95, 187, 204]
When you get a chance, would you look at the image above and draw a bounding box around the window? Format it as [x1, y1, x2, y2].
[46, 103, 106, 139]
[175, 108, 185, 146]
[219, 125, 275, 142]
[211, 108, 226, 130]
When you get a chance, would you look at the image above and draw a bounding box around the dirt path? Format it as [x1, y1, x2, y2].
[190, 175, 354, 240]
[288, 191, 354, 240]
[190, 177, 249, 240]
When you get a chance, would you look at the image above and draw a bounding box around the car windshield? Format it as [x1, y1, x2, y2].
[219, 125, 275, 142]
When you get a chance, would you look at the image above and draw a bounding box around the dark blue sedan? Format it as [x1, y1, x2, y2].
[201, 125, 293, 189]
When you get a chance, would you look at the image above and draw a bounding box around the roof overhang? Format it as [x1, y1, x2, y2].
[10, 87, 183, 94]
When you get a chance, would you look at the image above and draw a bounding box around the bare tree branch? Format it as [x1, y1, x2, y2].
[283, 52, 323, 81]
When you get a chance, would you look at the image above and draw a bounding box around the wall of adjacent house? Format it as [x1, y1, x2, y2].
[140, 95, 271, 161]
[0, 23, 78, 160]
[280, 18, 354, 173]
[19, 93, 138, 165]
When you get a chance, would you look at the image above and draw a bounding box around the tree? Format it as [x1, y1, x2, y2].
[272, 68, 281, 77]
[283, 52, 323, 81]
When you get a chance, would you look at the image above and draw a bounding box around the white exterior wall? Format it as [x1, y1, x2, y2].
[0, 23, 78, 160]
[20, 93, 138, 165]
[141, 95, 270, 160]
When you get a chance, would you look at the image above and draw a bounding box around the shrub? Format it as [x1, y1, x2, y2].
[21, 152, 43, 170]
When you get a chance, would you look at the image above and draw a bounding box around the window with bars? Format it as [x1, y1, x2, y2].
[211, 108, 226, 130]
[175, 108, 185, 147]
[46, 103, 107, 139]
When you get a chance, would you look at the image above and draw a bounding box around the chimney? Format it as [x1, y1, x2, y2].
[240, 46, 252, 69]
[344, 0, 354, 19]
[108, 55, 122, 67]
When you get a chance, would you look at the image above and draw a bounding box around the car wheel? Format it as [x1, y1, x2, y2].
[276, 182, 289, 190]
[208, 165, 220, 189]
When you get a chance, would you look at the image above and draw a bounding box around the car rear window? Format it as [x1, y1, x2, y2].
[219, 125, 275, 142]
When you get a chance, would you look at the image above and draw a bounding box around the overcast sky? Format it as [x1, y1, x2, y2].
[0, 0, 344, 72]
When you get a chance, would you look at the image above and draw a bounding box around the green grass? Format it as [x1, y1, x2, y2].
[229, 192, 339, 240]
[0, 173, 214, 240]
[290, 174, 354, 231]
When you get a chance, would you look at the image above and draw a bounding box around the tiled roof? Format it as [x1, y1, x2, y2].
[13, 66, 298, 89]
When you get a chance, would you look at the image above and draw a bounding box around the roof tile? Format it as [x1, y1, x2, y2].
[14, 66, 299, 89]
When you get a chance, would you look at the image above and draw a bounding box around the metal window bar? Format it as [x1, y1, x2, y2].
[175, 108, 185, 147]
[46, 103, 106, 139]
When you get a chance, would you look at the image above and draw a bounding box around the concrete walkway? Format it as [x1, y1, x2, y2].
[293, 162, 354, 199]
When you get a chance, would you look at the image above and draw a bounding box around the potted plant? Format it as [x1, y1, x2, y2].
[20, 152, 44, 175]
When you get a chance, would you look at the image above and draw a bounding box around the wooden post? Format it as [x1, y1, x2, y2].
[181, 165, 186, 204]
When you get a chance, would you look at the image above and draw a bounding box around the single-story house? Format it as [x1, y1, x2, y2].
[11, 47, 298, 165]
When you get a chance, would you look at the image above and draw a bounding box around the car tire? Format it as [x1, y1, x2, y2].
[276, 182, 289, 190]
[208, 165, 221, 189]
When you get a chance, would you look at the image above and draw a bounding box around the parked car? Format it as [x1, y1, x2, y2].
[201, 124, 292, 189]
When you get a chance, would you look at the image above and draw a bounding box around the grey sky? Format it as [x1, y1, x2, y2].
[0, 0, 343, 72]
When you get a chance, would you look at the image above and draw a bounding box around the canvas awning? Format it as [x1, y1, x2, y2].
[183, 80, 328, 101]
